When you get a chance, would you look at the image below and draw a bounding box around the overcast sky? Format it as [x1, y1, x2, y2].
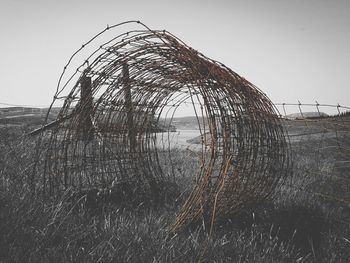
[1, 0, 349, 110]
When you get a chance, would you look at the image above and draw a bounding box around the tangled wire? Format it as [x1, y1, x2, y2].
[32, 21, 291, 231]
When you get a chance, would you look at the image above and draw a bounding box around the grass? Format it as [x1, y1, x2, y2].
[2, 187, 349, 262]
[0, 190, 300, 262]
[0, 123, 350, 262]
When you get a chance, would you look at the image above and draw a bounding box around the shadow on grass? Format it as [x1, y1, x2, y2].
[214, 202, 334, 261]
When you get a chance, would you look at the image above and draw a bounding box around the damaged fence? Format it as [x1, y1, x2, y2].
[27, 21, 291, 231]
[1, 22, 348, 232]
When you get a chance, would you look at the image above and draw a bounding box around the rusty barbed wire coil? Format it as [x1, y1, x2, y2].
[31, 21, 291, 230]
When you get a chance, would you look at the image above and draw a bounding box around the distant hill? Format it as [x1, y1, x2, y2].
[0, 107, 45, 115]
[285, 112, 328, 120]
[167, 116, 206, 130]
[0, 107, 60, 126]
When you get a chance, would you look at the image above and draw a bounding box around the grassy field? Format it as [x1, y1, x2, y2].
[0, 114, 349, 262]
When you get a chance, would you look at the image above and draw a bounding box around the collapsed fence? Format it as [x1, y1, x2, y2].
[27, 21, 291, 231]
[0, 21, 349, 232]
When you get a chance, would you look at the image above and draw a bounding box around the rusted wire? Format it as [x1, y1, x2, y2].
[31, 21, 292, 230]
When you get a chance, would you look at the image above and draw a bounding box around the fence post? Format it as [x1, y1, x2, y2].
[123, 62, 136, 152]
[79, 73, 94, 140]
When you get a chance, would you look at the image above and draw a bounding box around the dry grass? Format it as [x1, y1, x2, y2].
[0, 124, 350, 262]
[1, 184, 349, 263]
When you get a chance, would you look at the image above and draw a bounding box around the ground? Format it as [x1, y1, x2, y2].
[0, 109, 349, 262]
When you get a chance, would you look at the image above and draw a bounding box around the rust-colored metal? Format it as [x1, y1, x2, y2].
[32, 21, 291, 230]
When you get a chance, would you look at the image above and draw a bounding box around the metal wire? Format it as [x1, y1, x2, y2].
[31, 21, 291, 230]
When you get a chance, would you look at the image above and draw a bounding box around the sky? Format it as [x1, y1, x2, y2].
[0, 0, 349, 112]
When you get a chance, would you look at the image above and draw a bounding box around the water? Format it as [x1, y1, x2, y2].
[156, 129, 202, 150]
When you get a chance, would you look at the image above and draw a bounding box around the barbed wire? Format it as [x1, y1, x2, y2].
[24, 21, 292, 234]
[2, 101, 349, 113]
[0, 20, 348, 234]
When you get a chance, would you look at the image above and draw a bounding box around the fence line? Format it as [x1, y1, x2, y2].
[271, 103, 350, 219]
[0, 100, 349, 227]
